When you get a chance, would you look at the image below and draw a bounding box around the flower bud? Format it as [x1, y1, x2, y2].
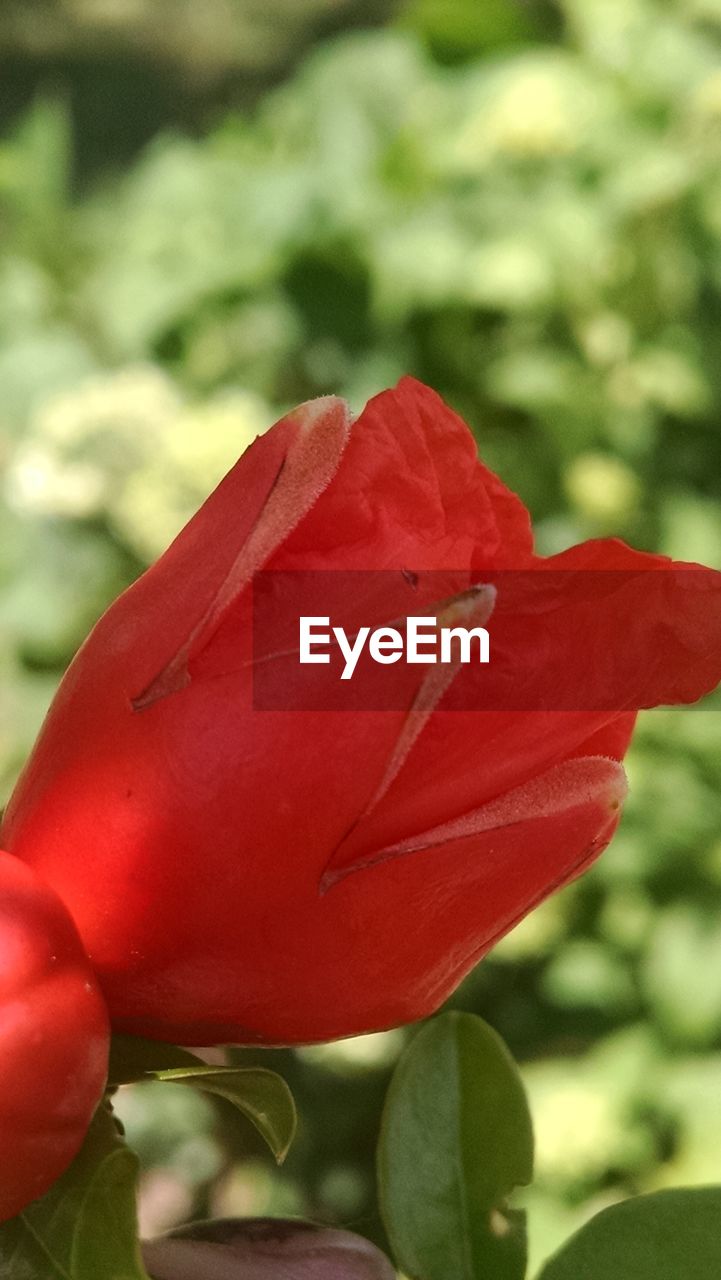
[3, 379, 721, 1045]
[0, 853, 109, 1221]
[142, 1218, 396, 1280]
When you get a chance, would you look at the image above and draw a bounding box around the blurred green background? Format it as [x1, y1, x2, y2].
[1, 0, 721, 1273]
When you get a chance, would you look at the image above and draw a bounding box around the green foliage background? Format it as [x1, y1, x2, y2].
[1, 0, 721, 1271]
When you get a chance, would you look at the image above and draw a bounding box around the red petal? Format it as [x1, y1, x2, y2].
[326, 752, 627, 889]
[532, 539, 721, 708]
[132, 395, 352, 707]
[134, 755, 624, 1044]
[268, 377, 534, 573]
[337, 546, 721, 864]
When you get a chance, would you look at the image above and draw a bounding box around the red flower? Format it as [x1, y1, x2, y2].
[2, 379, 720, 1045]
[0, 853, 109, 1221]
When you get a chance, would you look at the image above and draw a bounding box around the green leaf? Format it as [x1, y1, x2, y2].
[537, 1187, 721, 1280]
[152, 1066, 296, 1164]
[109, 1035, 297, 1164]
[377, 1011, 534, 1280]
[0, 1103, 149, 1280]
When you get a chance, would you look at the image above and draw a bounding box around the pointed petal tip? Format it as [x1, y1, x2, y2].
[486, 754, 628, 832]
[328, 752, 629, 884]
[440, 581, 497, 628]
[601, 756, 629, 812]
[293, 394, 354, 435]
[129, 394, 353, 710]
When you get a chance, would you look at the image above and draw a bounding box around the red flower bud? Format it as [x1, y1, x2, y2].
[2, 379, 720, 1045]
[0, 853, 109, 1222]
[142, 1218, 396, 1280]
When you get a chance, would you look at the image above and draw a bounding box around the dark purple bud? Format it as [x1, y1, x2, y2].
[142, 1217, 396, 1280]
